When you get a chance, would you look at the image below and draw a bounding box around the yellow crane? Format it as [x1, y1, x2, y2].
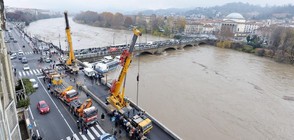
[107, 28, 153, 134]
[64, 11, 79, 74]
[107, 28, 141, 110]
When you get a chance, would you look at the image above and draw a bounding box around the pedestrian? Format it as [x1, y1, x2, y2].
[118, 129, 122, 138]
[32, 134, 37, 140]
[85, 125, 88, 134]
[115, 120, 119, 128]
[113, 130, 117, 138]
[77, 120, 80, 129]
[43, 77, 46, 83]
[128, 111, 130, 118]
[101, 113, 105, 121]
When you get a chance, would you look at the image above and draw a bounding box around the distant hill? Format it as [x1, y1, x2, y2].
[139, 2, 294, 19]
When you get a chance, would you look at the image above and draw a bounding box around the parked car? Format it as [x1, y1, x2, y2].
[21, 57, 28, 63]
[37, 100, 50, 114]
[99, 133, 116, 140]
[10, 53, 17, 60]
[29, 79, 39, 89]
[23, 64, 30, 71]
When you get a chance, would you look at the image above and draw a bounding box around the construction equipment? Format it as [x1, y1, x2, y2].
[42, 68, 63, 85]
[64, 11, 79, 74]
[69, 98, 93, 117]
[107, 28, 153, 134]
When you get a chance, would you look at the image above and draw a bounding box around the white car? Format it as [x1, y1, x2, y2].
[29, 79, 38, 89]
[23, 64, 30, 71]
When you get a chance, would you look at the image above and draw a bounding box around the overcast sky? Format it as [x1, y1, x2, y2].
[5, 0, 294, 13]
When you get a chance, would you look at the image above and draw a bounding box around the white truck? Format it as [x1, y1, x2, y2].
[83, 67, 96, 77]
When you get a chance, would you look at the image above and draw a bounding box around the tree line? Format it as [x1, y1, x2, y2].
[73, 11, 186, 37]
[6, 11, 60, 26]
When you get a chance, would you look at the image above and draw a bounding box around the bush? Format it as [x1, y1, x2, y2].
[22, 78, 36, 94]
[255, 48, 265, 56]
[216, 41, 232, 48]
[242, 45, 254, 53]
[17, 98, 30, 108]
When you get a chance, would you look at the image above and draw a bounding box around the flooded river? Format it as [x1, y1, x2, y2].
[27, 18, 294, 140]
[25, 17, 166, 50]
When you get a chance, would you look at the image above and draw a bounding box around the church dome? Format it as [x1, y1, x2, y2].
[226, 13, 244, 19]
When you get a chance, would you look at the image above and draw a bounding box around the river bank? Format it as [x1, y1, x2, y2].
[216, 40, 294, 65]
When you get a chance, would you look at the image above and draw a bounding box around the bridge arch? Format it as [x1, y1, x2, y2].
[137, 51, 154, 55]
[163, 47, 177, 51]
[198, 42, 207, 45]
[183, 44, 193, 48]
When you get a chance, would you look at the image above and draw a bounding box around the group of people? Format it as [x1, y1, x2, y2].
[111, 110, 146, 140]
[31, 134, 42, 140]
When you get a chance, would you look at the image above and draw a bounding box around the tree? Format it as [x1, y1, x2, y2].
[124, 16, 133, 27]
[111, 12, 124, 28]
[246, 35, 250, 43]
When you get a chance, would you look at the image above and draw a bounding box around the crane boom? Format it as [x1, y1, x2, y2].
[108, 28, 142, 110]
[64, 11, 75, 65]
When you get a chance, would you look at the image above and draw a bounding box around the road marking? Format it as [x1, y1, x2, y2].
[95, 124, 105, 134]
[37, 77, 74, 134]
[66, 136, 71, 140]
[79, 132, 88, 140]
[90, 126, 100, 137]
[33, 69, 36, 74]
[73, 133, 80, 140]
[28, 107, 34, 120]
[33, 121, 36, 127]
[22, 71, 26, 76]
[36, 130, 40, 137]
[87, 130, 95, 140]
[19, 71, 22, 77]
[29, 70, 33, 75]
[26, 71, 30, 75]
[36, 69, 40, 73]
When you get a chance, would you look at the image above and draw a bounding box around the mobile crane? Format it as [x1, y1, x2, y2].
[107, 28, 153, 134]
[64, 11, 79, 74]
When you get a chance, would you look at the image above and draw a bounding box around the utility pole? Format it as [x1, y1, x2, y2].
[59, 33, 61, 50]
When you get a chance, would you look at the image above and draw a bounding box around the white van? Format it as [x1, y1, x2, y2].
[18, 51, 24, 60]
[83, 67, 96, 77]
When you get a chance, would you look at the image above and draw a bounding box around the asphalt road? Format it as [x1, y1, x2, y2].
[6, 23, 177, 140]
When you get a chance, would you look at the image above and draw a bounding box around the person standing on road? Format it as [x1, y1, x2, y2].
[77, 120, 80, 129]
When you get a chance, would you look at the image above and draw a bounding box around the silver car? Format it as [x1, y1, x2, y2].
[29, 79, 38, 89]
[23, 64, 30, 71]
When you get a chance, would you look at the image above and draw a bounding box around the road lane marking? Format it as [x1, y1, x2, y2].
[22, 71, 26, 76]
[26, 71, 30, 75]
[90, 126, 100, 137]
[28, 107, 34, 120]
[29, 70, 33, 75]
[36, 69, 40, 73]
[33, 69, 36, 74]
[87, 130, 94, 140]
[19, 71, 22, 77]
[95, 124, 105, 134]
[36, 130, 40, 137]
[79, 132, 88, 140]
[34, 121, 36, 127]
[73, 133, 80, 140]
[37, 77, 74, 134]
[66, 136, 71, 140]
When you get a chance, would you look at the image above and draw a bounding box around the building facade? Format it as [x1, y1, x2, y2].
[0, 0, 22, 140]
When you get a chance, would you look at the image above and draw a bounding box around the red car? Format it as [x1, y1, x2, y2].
[37, 100, 50, 114]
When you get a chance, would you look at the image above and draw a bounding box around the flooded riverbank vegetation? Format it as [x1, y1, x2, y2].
[216, 26, 294, 64]
[73, 11, 185, 38]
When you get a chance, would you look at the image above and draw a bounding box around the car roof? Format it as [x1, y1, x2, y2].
[24, 64, 29, 66]
[39, 100, 47, 104]
[29, 79, 36, 82]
